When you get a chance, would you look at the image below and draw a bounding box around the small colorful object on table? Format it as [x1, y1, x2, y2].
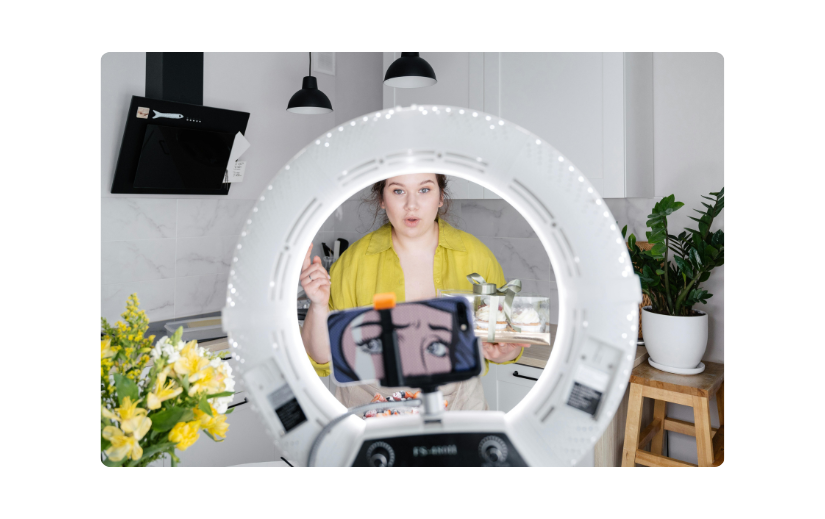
[363, 391, 448, 419]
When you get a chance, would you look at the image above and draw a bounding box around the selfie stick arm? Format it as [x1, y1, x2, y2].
[374, 293, 404, 388]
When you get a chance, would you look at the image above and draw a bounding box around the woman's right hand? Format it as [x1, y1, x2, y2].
[300, 243, 331, 307]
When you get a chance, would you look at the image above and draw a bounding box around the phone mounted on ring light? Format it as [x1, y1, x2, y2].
[326, 293, 482, 391]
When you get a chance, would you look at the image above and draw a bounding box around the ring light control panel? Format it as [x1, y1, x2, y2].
[352, 432, 527, 467]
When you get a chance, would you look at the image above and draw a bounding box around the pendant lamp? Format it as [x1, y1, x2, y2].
[383, 52, 437, 88]
[287, 53, 333, 114]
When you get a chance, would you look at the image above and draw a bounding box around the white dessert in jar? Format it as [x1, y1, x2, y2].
[511, 307, 542, 332]
[475, 305, 507, 330]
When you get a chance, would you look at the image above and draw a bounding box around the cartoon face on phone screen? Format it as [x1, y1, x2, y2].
[328, 298, 479, 386]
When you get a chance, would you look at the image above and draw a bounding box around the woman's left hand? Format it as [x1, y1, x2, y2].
[481, 342, 530, 363]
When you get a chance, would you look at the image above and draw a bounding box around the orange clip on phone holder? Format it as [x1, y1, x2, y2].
[373, 292, 397, 310]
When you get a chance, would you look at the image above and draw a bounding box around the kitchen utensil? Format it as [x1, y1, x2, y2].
[152, 110, 184, 119]
[338, 238, 349, 254]
[322, 243, 332, 257]
[333, 240, 341, 262]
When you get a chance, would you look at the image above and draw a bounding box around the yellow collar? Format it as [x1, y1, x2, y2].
[366, 216, 466, 255]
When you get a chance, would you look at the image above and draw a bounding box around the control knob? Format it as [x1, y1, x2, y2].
[478, 436, 508, 464]
[366, 441, 395, 467]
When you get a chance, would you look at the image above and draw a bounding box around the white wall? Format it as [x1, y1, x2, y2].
[100, 53, 383, 324]
[383, 53, 655, 198]
[653, 53, 724, 363]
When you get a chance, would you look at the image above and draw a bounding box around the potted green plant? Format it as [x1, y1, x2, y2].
[622, 188, 724, 374]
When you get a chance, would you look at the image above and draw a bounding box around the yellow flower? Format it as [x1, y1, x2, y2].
[174, 341, 209, 380]
[101, 405, 118, 422]
[147, 376, 183, 410]
[103, 426, 143, 462]
[108, 396, 152, 440]
[195, 405, 229, 440]
[168, 421, 200, 450]
[101, 338, 116, 359]
[188, 366, 225, 396]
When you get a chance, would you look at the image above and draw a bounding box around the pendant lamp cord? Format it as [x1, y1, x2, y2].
[309, 52, 311, 77]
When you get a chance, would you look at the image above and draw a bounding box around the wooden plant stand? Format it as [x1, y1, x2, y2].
[621, 361, 724, 467]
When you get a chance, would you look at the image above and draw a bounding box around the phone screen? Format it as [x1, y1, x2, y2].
[326, 297, 481, 387]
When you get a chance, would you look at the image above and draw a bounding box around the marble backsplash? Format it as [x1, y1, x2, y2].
[101, 198, 254, 324]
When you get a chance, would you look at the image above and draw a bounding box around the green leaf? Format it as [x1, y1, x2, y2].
[114, 374, 139, 406]
[126, 441, 176, 466]
[628, 233, 637, 251]
[621, 225, 627, 239]
[224, 407, 235, 415]
[103, 458, 128, 468]
[655, 269, 665, 275]
[648, 229, 666, 242]
[151, 406, 194, 432]
[639, 265, 660, 287]
[711, 229, 724, 247]
[673, 256, 694, 279]
[203, 430, 225, 443]
[101, 437, 111, 452]
[180, 375, 190, 394]
[206, 391, 235, 399]
[198, 395, 214, 417]
[689, 247, 703, 268]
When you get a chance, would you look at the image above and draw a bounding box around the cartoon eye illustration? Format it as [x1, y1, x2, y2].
[426, 341, 449, 357]
[357, 338, 383, 354]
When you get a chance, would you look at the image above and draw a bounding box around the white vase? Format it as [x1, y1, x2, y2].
[641, 306, 708, 370]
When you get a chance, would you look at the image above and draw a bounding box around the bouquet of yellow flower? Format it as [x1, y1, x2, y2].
[101, 294, 235, 466]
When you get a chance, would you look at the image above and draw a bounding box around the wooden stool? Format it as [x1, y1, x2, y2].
[621, 361, 724, 467]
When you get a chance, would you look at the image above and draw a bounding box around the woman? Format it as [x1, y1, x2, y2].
[300, 172, 528, 410]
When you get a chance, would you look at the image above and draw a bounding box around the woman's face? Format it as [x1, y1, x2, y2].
[380, 173, 443, 238]
[341, 305, 454, 381]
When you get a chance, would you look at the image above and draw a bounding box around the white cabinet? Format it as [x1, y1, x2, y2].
[382, 52, 653, 199]
[495, 363, 543, 413]
[481, 362, 543, 413]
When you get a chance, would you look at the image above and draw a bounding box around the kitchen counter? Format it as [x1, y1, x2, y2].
[516, 324, 649, 370]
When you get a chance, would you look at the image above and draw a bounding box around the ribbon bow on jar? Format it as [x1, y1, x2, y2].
[466, 273, 523, 341]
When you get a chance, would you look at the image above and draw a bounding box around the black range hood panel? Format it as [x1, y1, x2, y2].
[110, 96, 250, 195]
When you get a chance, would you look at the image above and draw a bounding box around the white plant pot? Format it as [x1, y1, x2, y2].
[641, 306, 708, 370]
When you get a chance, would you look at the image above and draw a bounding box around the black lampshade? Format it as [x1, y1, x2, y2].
[384, 52, 437, 88]
[287, 76, 333, 114]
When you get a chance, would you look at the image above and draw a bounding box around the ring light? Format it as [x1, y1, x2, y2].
[221, 105, 641, 466]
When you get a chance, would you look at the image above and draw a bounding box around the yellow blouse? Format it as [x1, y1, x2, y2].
[308, 217, 524, 376]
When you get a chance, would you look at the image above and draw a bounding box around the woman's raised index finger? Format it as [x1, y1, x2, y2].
[302, 243, 313, 267]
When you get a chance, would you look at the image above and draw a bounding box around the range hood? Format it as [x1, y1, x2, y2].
[110, 53, 250, 195]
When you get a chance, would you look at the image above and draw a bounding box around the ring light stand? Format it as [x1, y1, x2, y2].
[221, 105, 641, 466]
